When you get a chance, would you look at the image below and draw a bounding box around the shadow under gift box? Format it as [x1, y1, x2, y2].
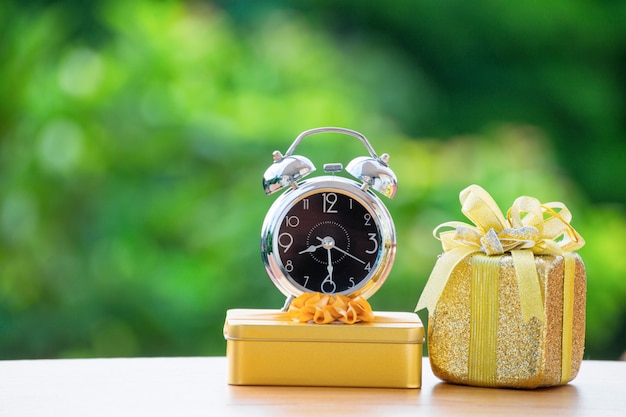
[427, 252, 586, 389]
[223, 309, 424, 388]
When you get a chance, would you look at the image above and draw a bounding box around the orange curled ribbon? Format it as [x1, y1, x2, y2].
[287, 292, 375, 324]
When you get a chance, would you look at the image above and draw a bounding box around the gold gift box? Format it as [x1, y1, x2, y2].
[428, 253, 586, 389]
[224, 308, 424, 388]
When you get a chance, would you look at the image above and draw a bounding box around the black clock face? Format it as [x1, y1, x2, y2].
[275, 190, 381, 294]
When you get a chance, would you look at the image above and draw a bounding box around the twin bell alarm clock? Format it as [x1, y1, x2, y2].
[260, 127, 398, 308]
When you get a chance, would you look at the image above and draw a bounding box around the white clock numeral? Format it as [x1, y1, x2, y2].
[349, 277, 356, 287]
[364, 213, 372, 226]
[322, 193, 338, 213]
[349, 199, 353, 210]
[285, 215, 300, 227]
[364, 262, 372, 272]
[302, 198, 310, 210]
[304, 275, 310, 287]
[278, 232, 293, 253]
[284, 260, 294, 272]
[365, 233, 378, 254]
[321, 275, 337, 294]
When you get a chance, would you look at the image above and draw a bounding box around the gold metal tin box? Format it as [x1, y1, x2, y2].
[224, 309, 424, 388]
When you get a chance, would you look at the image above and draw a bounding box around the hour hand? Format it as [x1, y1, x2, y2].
[299, 244, 321, 254]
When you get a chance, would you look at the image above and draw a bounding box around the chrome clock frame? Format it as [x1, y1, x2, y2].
[260, 127, 398, 307]
[261, 176, 396, 300]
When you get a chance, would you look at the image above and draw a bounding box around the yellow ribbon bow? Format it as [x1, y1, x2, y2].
[416, 184, 584, 322]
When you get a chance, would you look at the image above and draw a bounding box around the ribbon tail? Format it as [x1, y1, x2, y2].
[510, 250, 546, 323]
[416, 247, 477, 314]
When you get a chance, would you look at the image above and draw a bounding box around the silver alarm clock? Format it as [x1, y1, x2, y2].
[260, 127, 397, 308]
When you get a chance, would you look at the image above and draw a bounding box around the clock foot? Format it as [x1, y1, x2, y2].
[281, 295, 295, 312]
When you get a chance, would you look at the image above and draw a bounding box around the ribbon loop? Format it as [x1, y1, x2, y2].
[459, 185, 509, 232]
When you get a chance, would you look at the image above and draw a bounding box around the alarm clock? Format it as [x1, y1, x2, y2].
[260, 127, 397, 309]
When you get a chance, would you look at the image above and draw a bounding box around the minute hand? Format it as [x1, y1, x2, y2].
[331, 245, 366, 264]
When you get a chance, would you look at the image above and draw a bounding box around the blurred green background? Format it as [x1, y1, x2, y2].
[1, 0, 625, 360]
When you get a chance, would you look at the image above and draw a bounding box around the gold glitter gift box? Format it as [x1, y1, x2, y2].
[416, 185, 586, 389]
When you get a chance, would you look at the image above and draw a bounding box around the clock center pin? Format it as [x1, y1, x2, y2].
[321, 236, 335, 250]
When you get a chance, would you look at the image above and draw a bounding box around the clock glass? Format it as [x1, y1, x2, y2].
[274, 188, 381, 294]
